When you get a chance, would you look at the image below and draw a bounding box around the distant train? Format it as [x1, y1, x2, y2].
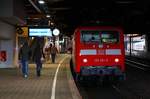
[70, 26, 125, 82]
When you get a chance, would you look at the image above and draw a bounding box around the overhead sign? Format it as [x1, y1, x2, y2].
[29, 28, 52, 37]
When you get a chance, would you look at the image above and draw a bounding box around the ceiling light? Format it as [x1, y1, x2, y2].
[50, 22, 54, 26]
[116, 1, 134, 4]
[46, 15, 51, 18]
[38, 0, 45, 4]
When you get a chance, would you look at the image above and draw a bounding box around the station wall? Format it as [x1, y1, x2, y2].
[0, 20, 16, 68]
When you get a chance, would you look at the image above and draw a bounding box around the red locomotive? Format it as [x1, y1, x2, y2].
[70, 26, 125, 82]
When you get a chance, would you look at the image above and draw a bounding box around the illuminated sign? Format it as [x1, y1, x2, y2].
[17, 27, 28, 37]
[29, 28, 52, 37]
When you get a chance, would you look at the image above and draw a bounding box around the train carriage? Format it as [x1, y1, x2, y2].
[70, 26, 125, 81]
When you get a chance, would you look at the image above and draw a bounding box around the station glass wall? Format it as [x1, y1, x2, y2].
[124, 34, 146, 56]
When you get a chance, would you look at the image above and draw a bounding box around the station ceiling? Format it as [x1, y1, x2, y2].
[23, 0, 150, 36]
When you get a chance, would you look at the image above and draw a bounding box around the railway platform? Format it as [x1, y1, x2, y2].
[0, 54, 81, 99]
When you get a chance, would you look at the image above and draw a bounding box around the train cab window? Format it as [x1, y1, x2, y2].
[81, 30, 100, 43]
[80, 30, 119, 44]
[101, 31, 119, 44]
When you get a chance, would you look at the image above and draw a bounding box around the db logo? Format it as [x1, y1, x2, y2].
[0, 51, 7, 62]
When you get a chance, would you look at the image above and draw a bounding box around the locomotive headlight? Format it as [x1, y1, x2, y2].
[115, 58, 119, 63]
[83, 58, 88, 63]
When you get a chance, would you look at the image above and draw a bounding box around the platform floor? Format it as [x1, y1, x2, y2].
[0, 54, 81, 99]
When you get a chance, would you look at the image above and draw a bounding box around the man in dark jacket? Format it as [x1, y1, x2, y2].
[32, 39, 45, 77]
[19, 41, 30, 78]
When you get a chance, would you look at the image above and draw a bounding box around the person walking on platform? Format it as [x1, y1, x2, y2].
[44, 43, 52, 62]
[19, 41, 30, 78]
[32, 39, 45, 77]
[50, 44, 58, 63]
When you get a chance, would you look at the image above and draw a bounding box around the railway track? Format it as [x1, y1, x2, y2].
[126, 59, 150, 71]
[74, 65, 150, 98]
[70, 57, 150, 99]
[111, 84, 144, 99]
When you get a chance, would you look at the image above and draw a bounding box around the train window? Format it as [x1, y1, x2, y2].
[80, 30, 119, 44]
[101, 31, 119, 43]
[81, 30, 100, 42]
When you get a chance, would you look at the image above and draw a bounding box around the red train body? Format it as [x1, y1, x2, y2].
[71, 26, 125, 81]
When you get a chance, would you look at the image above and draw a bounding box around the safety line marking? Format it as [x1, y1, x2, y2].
[51, 55, 68, 99]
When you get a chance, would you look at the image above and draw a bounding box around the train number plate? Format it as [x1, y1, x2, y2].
[94, 58, 108, 62]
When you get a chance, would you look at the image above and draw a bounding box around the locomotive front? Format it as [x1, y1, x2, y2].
[71, 26, 125, 81]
